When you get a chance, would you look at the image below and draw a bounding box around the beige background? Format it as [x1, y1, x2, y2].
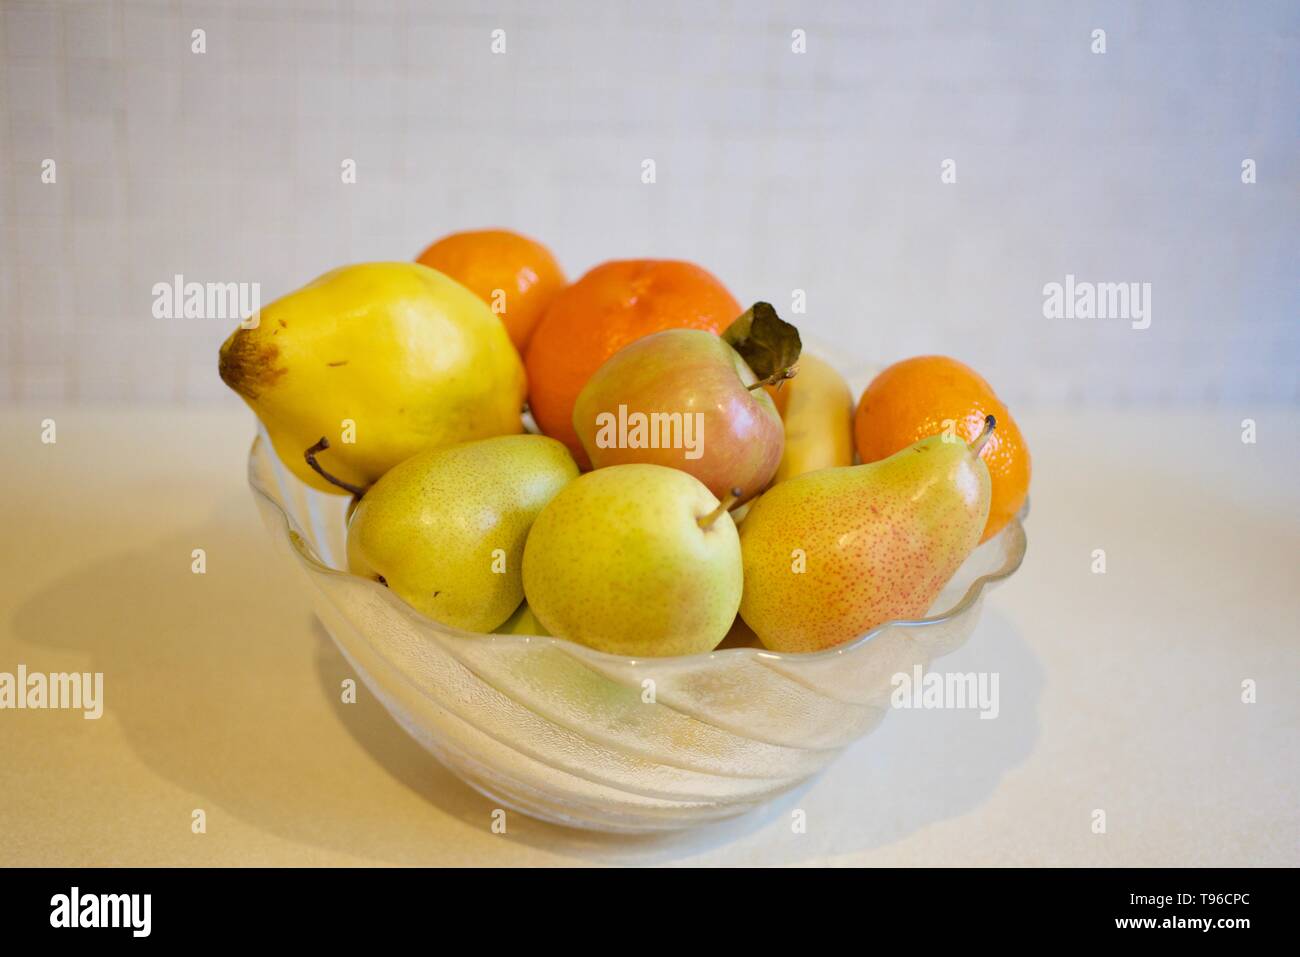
[1, 407, 1295, 866]
[2, 0, 1298, 406]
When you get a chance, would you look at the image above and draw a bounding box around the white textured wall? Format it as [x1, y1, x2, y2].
[1, 0, 1296, 406]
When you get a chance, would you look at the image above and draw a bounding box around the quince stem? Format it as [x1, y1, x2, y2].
[969, 415, 997, 458]
[698, 487, 743, 529]
[304, 437, 368, 498]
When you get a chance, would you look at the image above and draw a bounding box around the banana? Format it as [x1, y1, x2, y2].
[773, 353, 855, 483]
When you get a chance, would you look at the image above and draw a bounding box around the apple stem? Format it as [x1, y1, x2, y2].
[969, 415, 997, 458]
[304, 437, 369, 497]
[698, 487, 743, 529]
[746, 365, 799, 391]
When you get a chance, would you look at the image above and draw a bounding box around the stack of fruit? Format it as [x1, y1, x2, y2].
[219, 230, 1030, 658]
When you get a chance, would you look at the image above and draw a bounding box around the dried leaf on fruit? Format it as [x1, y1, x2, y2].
[722, 302, 802, 384]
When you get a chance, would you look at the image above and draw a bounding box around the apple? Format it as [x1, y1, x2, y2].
[572, 329, 783, 503]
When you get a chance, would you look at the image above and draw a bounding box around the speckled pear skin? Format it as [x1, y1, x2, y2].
[739, 433, 991, 653]
[347, 434, 578, 633]
[522, 464, 743, 657]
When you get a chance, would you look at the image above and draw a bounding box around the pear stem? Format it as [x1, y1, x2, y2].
[698, 487, 743, 529]
[969, 415, 997, 458]
[304, 437, 369, 497]
[746, 365, 799, 391]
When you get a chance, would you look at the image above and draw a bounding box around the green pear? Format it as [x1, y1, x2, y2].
[494, 602, 551, 636]
[740, 417, 995, 652]
[347, 434, 578, 632]
[521, 464, 743, 657]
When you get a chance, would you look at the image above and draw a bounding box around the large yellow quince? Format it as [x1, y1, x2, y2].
[219, 262, 525, 493]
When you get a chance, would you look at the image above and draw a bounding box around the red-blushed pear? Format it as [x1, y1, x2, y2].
[572, 304, 800, 504]
[738, 417, 997, 653]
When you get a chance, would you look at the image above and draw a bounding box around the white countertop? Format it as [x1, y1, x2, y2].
[1, 405, 1296, 866]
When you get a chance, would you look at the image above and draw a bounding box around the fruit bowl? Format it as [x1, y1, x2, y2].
[247, 422, 1026, 834]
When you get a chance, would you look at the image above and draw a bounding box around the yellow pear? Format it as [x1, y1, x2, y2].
[740, 418, 995, 652]
[218, 262, 525, 494]
[347, 435, 578, 633]
[522, 464, 743, 657]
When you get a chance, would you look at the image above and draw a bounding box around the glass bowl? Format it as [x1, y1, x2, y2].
[247, 425, 1026, 833]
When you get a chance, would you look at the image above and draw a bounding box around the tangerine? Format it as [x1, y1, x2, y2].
[853, 355, 1030, 542]
[416, 229, 566, 352]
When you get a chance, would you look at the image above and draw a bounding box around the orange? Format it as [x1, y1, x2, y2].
[525, 260, 742, 467]
[853, 356, 1030, 542]
[416, 229, 566, 352]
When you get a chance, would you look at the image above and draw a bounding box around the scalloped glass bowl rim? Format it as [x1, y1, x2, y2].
[249, 432, 1028, 669]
